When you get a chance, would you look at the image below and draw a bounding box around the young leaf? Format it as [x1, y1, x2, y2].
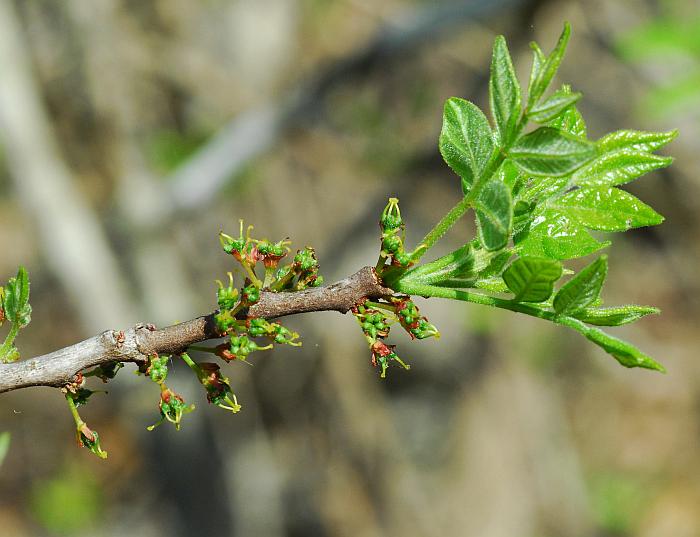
[556, 316, 664, 371]
[553, 255, 608, 315]
[598, 129, 678, 153]
[490, 35, 522, 147]
[2, 266, 31, 327]
[519, 175, 570, 203]
[548, 102, 587, 138]
[574, 305, 659, 326]
[553, 187, 664, 231]
[580, 323, 665, 371]
[528, 42, 546, 103]
[503, 256, 563, 302]
[572, 149, 673, 188]
[509, 127, 596, 176]
[516, 208, 609, 260]
[439, 98, 495, 193]
[475, 181, 512, 251]
[527, 22, 571, 108]
[528, 86, 582, 123]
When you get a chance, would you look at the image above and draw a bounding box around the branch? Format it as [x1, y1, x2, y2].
[0, 267, 392, 394]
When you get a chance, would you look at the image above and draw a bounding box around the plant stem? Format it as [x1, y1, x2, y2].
[364, 301, 396, 313]
[410, 152, 505, 264]
[0, 323, 20, 361]
[65, 393, 84, 427]
[394, 280, 555, 321]
[242, 262, 262, 287]
[179, 352, 199, 372]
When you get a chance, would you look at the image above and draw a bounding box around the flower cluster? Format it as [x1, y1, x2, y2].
[63, 374, 107, 459]
[377, 198, 411, 269]
[353, 301, 414, 378]
[392, 298, 440, 340]
[142, 354, 194, 431]
[181, 353, 241, 413]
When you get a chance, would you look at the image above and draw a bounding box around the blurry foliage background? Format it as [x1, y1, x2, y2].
[0, 0, 698, 536]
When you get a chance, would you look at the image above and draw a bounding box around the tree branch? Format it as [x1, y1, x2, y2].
[0, 267, 392, 394]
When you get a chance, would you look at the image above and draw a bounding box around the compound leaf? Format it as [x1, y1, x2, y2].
[503, 256, 563, 302]
[553, 255, 607, 315]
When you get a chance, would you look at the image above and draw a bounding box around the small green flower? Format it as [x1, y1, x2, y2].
[214, 309, 237, 334]
[147, 387, 194, 431]
[76, 423, 107, 459]
[242, 284, 260, 305]
[294, 247, 318, 272]
[197, 362, 242, 413]
[216, 272, 239, 310]
[146, 354, 169, 384]
[380, 197, 403, 230]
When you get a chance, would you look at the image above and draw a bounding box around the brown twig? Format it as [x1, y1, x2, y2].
[0, 267, 392, 394]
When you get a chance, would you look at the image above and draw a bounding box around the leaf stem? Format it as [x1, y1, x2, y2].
[410, 152, 505, 263]
[65, 393, 84, 428]
[394, 280, 555, 321]
[0, 323, 20, 362]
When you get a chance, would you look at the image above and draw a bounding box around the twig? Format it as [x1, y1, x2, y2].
[0, 267, 392, 394]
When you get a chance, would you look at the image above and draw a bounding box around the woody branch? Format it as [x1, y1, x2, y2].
[0, 267, 392, 394]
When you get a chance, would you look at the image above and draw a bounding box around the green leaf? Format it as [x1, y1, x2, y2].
[581, 324, 665, 371]
[489, 35, 522, 147]
[574, 305, 659, 326]
[529, 86, 582, 123]
[512, 199, 536, 236]
[510, 127, 596, 176]
[573, 149, 673, 188]
[598, 129, 678, 153]
[0, 432, 9, 468]
[439, 98, 495, 193]
[3, 266, 31, 328]
[475, 181, 512, 251]
[528, 42, 546, 103]
[549, 103, 587, 138]
[496, 159, 523, 192]
[559, 317, 665, 371]
[553, 255, 608, 315]
[528, 22, 571, 107]
[516, 208, 609, 260]
[553, 187, 664, 231]
[503, 256, 563, 302]
[519, 175, 570, 203]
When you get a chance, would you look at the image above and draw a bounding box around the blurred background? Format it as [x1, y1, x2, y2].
[0, 0, 698, 535]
